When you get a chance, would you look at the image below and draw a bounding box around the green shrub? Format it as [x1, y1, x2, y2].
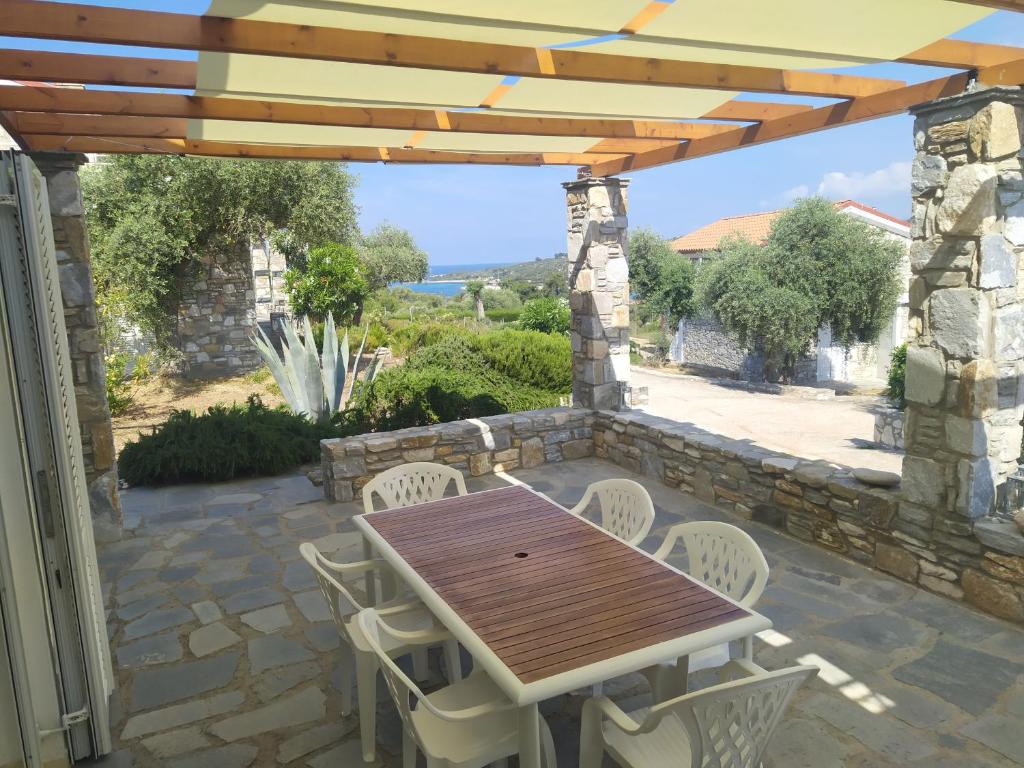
[348, 330, 568, 431]
[353, 365, 559, 432]
[119, 395, 338, 486]
[105, 353, 134, 416]
[474, 330, 571, 392]
[519, 297, 570, 335]
[887, 343, 907, 409]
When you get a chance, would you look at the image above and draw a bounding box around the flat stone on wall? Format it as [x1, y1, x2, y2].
[31, 152, 122, 541]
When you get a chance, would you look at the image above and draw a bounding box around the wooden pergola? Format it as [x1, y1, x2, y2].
[1, 0, 1024, 175]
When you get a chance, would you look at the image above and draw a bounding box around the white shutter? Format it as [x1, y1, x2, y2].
[9, 153, 113, 756]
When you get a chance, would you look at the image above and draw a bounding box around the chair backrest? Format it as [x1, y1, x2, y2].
[643, 665, 816, 768]
[654, 522, 769, 608]
[362, 461, 469, 514]
[573, 479, 655, 545]
[299, 542, 368, 642]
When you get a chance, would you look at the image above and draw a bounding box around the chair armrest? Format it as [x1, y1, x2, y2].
[430, 697, 516, 722]
[720, 659, 766, 681]
[583, 696, 643, 735]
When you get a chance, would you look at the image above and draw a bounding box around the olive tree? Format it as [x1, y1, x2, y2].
[697, 197, 903, 381]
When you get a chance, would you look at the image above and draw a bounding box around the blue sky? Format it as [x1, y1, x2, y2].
[5, 3, 1024, 265]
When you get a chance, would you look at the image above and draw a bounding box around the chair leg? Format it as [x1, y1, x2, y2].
[338, 643, 355, 717]
[540, 717, 557, 768]
[443, 639, 463, 682]
[578, 705, 604, 768]
[402, 728, 416, 768]
[355, 650, 379, 763]
[411, 647, 429, 682]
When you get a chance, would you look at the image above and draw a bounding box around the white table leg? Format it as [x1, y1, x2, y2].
[362, 536, 377, 606]
[518, 703, 542, 768]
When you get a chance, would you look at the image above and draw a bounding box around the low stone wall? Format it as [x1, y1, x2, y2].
[321, 407, 594, 502]
[322, 406, 1024, 624]
[873, 407, 905, 449]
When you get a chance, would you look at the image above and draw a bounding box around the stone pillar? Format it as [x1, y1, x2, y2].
[175, 241, 261, 378]
[903, 88, 1024, 532]
[564, 177, 631, 410]
[30, 152, 123, 541]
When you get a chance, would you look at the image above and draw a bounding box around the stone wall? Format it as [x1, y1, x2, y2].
[323, 402, 1024, 623]
[175, 242, 261, 378]
[32, 152, 122, 541]
[874, 407, 906, 450]
[564, 177, 631, 410]
[321, 408, 594, 502]
[670, 313, 758, 379]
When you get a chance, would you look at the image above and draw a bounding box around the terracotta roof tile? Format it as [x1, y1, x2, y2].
[670, 200, 909, 253]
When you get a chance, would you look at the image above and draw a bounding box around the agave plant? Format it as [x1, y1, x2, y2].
[252, 314, 378, 422]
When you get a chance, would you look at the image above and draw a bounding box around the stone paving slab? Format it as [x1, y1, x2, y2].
[97, 460, 1024, 767]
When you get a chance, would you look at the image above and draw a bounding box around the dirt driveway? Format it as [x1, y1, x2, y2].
[631, 368, 902, 474]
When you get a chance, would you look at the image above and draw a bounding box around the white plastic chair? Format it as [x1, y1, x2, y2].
[300, 543, 463, 763]
[580, 660, 816, 768]
[363, 461, 469, 514]
[357, 607, 557, 768]
[643, 522, 770, 700]
[569, 479, 655, 546]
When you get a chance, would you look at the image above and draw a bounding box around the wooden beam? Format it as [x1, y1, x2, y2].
[0, 50, 197, 90]
[0, 1, 904, 98]
[590, 73, 970, 176]
[900, 38, 1024, 68]
[0, 84, 741, 140]
[951, 1, 1024, 10]
[702, 101, 814, 122]
[8, 110, 658, 154]
[5, 112, 187, 138]
[977, 56, 1024, 86]
[22, 135, 628, 166]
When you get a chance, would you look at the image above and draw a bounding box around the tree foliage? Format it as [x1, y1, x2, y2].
[81, 155, 357, 346]
[358, 223, 429, 290]
[696, 197, 903, 380]
[628, 227, 696, 327]
[284, 243, 368, 323]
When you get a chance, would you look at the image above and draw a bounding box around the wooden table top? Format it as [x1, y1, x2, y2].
[363, 485, 750, 685]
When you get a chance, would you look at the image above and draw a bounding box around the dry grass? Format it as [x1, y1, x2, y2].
[111, 371, 284, 453]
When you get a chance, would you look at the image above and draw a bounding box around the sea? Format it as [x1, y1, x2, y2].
[393, 261, 516, 297]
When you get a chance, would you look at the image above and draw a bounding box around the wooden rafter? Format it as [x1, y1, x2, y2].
[0, 50, 197, 90]
[0, 1, 904, 98]
[954, 0, 1024, 10]
[900, 39, 1024, 68]
[0, 85, 741, 141]
[22, 134, 623, 166]
[5, 111, 679, 154]
[590, 73, 971, 176]
[978, 56, 1024, 85]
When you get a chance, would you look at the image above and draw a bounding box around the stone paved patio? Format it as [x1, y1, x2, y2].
[91, 458, 1024, 767]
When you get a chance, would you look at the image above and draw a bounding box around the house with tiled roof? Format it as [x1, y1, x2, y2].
[668, 200, 911, 387]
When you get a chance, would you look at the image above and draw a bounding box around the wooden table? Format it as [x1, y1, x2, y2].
[355, 485, 771, 768]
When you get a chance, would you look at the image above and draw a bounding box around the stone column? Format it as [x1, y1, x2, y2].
[564, 176, 631, 410]
[902, 88, 1024, 556]
[30, 152, 123, 541]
